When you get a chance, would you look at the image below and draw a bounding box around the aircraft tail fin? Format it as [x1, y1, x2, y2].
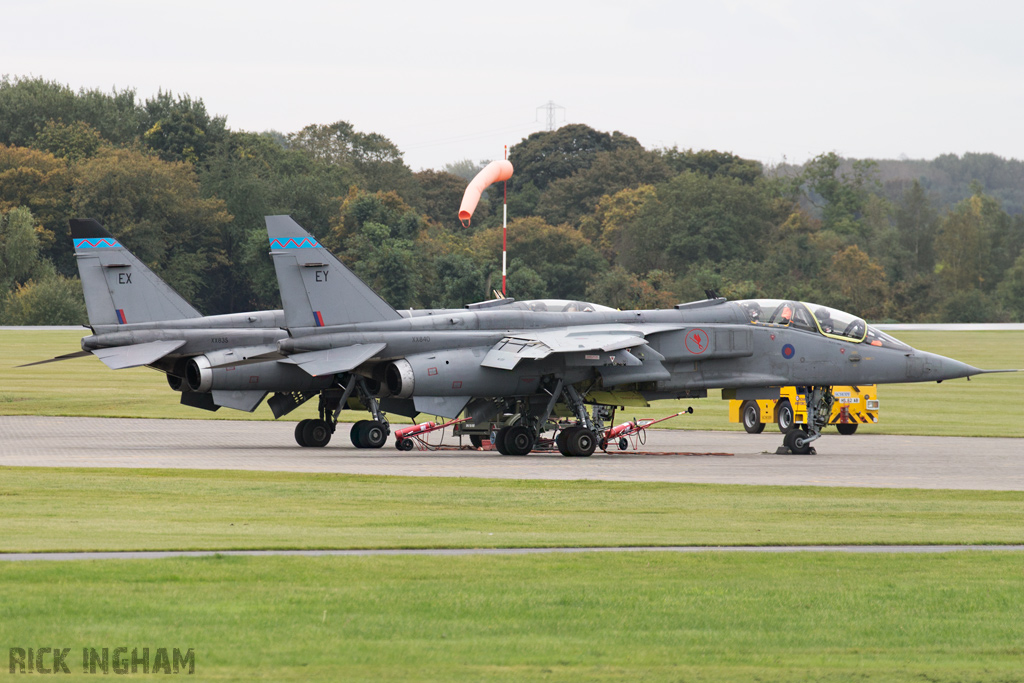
[265, 215, 402, 328]
[71, 219, 202, 326]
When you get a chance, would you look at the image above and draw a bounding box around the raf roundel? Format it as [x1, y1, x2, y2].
[781, 343, 796, 359]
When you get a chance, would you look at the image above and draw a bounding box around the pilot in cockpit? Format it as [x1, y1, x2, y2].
[814, 307, 834, 334]
[741, 301, 762, 323]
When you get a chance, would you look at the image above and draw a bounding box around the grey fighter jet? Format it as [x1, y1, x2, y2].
[261, 215, 1011, 456]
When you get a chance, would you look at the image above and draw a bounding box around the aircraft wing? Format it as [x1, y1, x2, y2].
[91, 340, 187, 370]
[281, 342, 387, 377]
[481, 326, 652, 370]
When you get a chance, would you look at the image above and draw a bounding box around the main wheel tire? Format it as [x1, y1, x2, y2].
[836, 423, 859, 436]
[742, 401, 766, 434]
[783, 428, 812, 455]
[469, 434, 484, 448]
[556, 428, 574, 456]
[777, 399, 796, 433]
[360, 421, 388, 449]
[504, 425, 534, 455]
[567, 428, 597, 457]
[350, 420, 368, 447]
[396, 438, 414, 451]
[495, 426, 512, 455]
[295, 419, 311, 447]
[302, 419, 332, 448]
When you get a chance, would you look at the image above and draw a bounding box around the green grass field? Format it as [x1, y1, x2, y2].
[2, 329, 1022, 436]
[2, 552, 1023, 681]
[2, 468, 1022, 553]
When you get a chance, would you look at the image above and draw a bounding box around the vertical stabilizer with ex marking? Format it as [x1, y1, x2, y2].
[71, 218, 202, 326]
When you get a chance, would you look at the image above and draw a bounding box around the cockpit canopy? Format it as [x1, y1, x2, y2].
[736, 299, 908, 348]
[512, 299, 617, 313]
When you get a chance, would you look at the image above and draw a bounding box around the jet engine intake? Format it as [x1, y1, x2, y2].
[186, 356, 213, 392]
[166, 373, 184, 392]
[386, 359, 415, 398]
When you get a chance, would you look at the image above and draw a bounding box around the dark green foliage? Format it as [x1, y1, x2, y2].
[660, 147, 763, 184]
[412, 169, 483, 229]
[893, 179, 939, 276]
[618, 172, 780, 274]
[800, 152, 879, 237]
[287, 120, 416, 199]
[0, 207, 86, 324]
[508, 124, 641, 193]
[0, 76, 140, 147]
[2, 271, 87, 325]
[28, 120, 106, 161]
[475, 217, 608, 300]
[534, 146, 672, 227]
[139, 90, 227, 165]
[431, 254, 485, 308]
[940, 289, 1006, 323]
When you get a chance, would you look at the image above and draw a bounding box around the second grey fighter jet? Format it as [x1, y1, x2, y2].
[253, 216, 1009, 456]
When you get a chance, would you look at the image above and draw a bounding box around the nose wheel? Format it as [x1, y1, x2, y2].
[779, 386, 832, 455]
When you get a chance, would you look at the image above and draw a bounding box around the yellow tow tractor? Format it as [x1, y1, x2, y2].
[729, 385, 879, 435]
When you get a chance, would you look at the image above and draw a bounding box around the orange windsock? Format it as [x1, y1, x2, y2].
[458, 159, 513, 227]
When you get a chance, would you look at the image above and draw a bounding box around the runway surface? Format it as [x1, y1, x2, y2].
[2, 416, 1022, 490]
[4, 545, 1024, 562]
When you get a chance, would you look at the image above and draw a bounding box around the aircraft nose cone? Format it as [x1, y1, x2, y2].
[906, 351, 982, 382]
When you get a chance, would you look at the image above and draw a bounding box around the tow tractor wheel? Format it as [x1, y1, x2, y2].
[302, 419, 332, 448]
[469, 435, 484, 449]
[836, 423, 859, 436]
[742, 401, 766, 434]
[359, 421, 388, 449]
[396, 438, 414, 451]
[566, 428, 597, 457]
[295, 419, 311, 447]
[556, 428, 574, 456]
[776, 399, 796, 433]
[783, 428, 813, 455]
[494, 426, 512, 455]
[350, 420, 368, 447]
[503, 425, 535, 455]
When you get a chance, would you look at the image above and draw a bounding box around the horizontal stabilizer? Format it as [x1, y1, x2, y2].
[281, 342, 386, 377]
[414, 396, 472, 419]
[92, 340, 186, 370]
[17, 350, 92, 368]
[211, 390, 268, 413]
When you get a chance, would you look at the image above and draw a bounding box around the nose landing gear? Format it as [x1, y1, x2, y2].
[780, 386, 833, 455]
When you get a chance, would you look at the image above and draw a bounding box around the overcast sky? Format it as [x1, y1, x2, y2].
[4, 0, 1022, 171]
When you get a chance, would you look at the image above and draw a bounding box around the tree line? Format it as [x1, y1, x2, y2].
[1, 75, 1022, 324]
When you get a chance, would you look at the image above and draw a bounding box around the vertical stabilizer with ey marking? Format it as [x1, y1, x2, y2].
[265, 215, 401, 328]
[71, 219, 202, 326]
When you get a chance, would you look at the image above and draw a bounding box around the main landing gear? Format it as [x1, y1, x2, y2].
[489, 382, 610, 458]
[780, 386, 833, 455]
[555, 384, 601, 458]
[294, 376, 390, 449]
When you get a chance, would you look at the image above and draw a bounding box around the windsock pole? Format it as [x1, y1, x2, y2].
[502, 145, 508, 296]
[457, 155, 514, 297]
